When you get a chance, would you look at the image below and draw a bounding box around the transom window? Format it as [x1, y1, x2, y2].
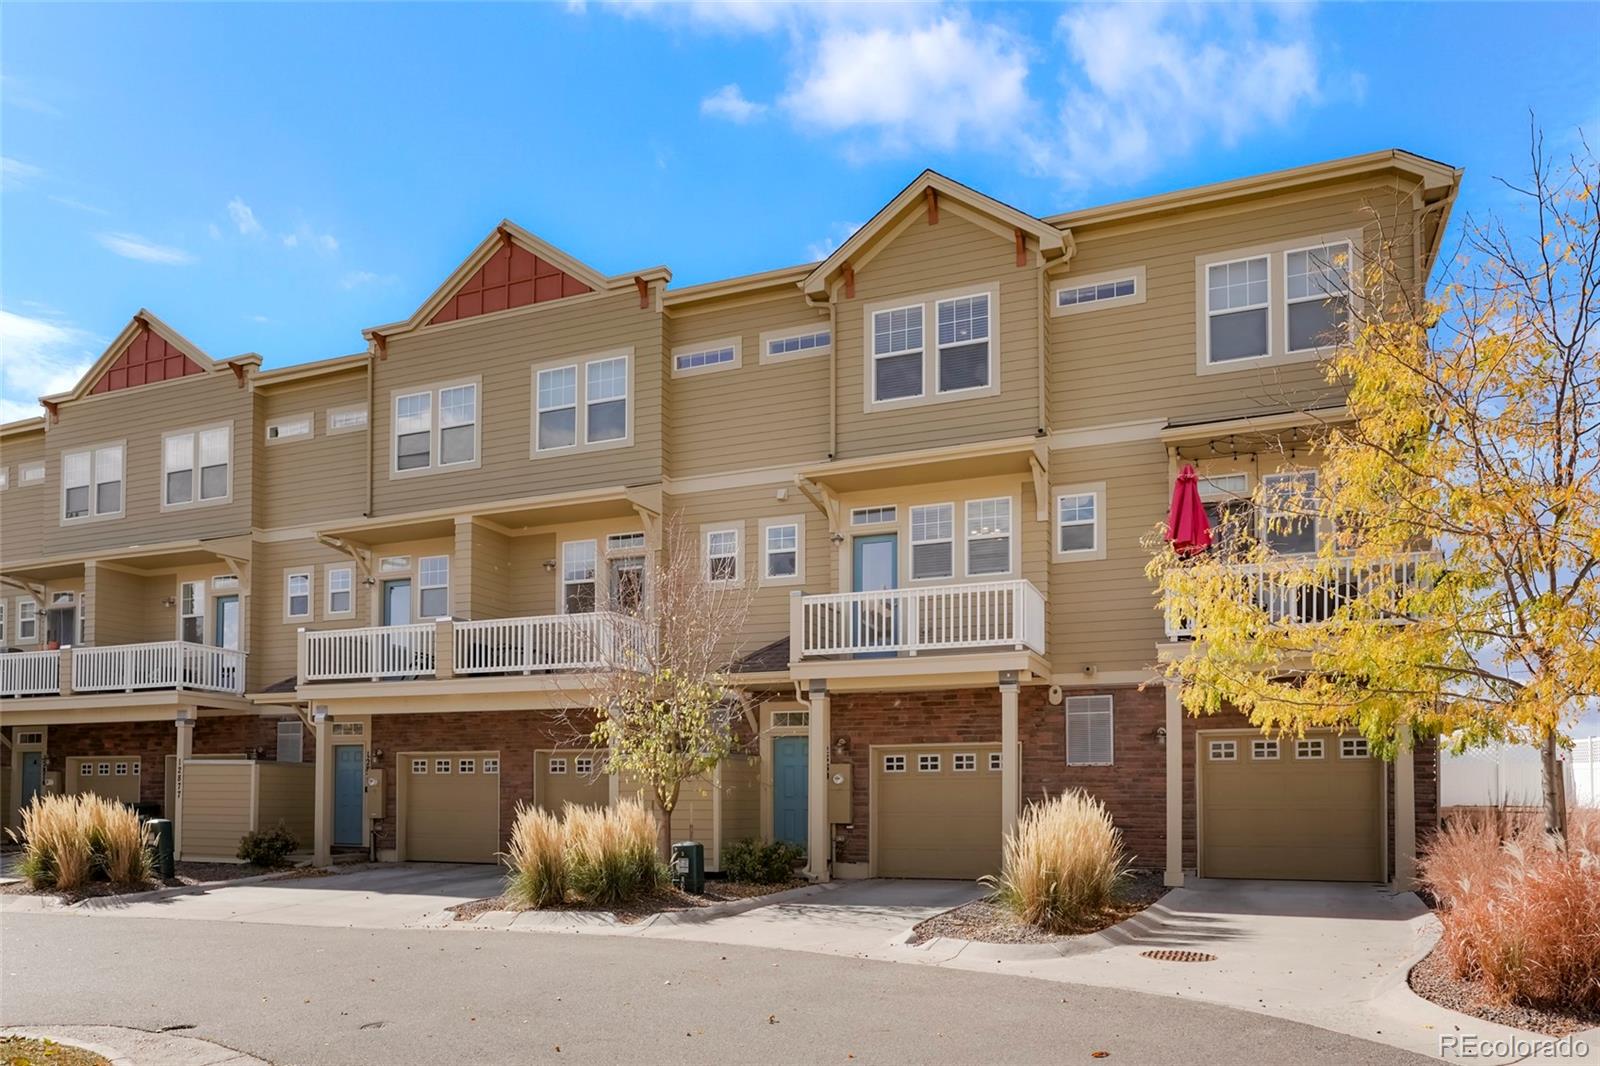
[771, 710, 810, 728]
[1066, 695, 1114, 766]
[1340, 737, 1370, 759]
[393, 381, 478, 473]
[606, 532, 646, 554]
[562, 540, 597, 613]
[1209, 739, 1237, 761]
[1206, 255, 1270, 362]
[764, 328, 830, 361]
[1296, 738, 1325, 759]
[673, 342, 738, 375]
[763, 523, 798, 580]
[62, 444, 123, 520]
[18, 461, 44, 485]
[327, 567, 354, 615]
[1286, 242, 1352, 352]
[285, 572, 312, 619]
[1057, 276, 1137, 308]
[917, 753, 941, 772]
[328, 405, 368, 433]
[850, 506, 896, 527]
[910, 503, 954, 580]
[935, 293, 990, 393]
[965, 497, 1011, 576]
[265, 416, 312, 442]
[164, 426, 231, 507]
[883, 754, 906, 773]
[871, 304, 924, 402]
[706, 528, 740, 583]
[1253, 739, 1279, 759]
[419, 555, 450, 617]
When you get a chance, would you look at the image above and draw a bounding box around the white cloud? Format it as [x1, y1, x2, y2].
[1, 74, 64, 118]
[804, 220, 861, 262]
[781, 16, 1032, 153]
[49, 194, 109, 215]
[96, 232, 196, 265]
[281, 223, 338, 253]
[339, 270, 397, 290]
[0, 309, 100, 422]
[1, 156, 45, 187]
[227, 196, 263, 236]
[700, 83, 767, 123]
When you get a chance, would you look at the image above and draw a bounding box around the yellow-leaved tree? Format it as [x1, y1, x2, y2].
[1149, 132, 1599, 843]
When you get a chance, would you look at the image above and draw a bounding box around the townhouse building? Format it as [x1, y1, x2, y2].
[0, 149, 1460, 886]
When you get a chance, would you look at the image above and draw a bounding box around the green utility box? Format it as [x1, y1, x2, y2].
[671, 841, 705, 894]
[149, 818, 175, 879]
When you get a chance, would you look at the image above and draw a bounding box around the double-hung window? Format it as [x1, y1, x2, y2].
[418, 556, 450, 617]
[706, 528, 740, 583]
[585, 356, 628, 443]
[285, 572, 312, 620]
[536, 365, 577, 451]
[1065, 695, 1114, 766]
[18, 600, 37, 642]
[763, 522, 798, 580]
[326, 567, 353, 616]
[1286, 242, 1352, 352]
[1055, 485, 1105, 561]
[561, 540, 597, 613]
[935, 293, 990, 393]
[179, 581, 204, 642]
[910, 503, 954, 580]
[1206, 255, 1270, 363]
[62, 444, 123, 520]
[1261, 472, 1318, 555]
[965, 498, 1011, 576]
[871, 305, 924, 402]
[393, 381, 478, 474]
[164, 425, 231, 507]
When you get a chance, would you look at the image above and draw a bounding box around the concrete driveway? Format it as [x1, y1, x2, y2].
[68, 863, 504, 928]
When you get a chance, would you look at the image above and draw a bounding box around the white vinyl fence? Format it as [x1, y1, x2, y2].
[1574, 737, 1599, 808]
[1440, 741, 1585, 809]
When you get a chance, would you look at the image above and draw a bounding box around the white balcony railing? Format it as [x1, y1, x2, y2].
[302, 623, 436, 682]
[795, 579, 1046, 659]
[0, 650, 62, 697]
[73, 642, 246, 695]
[455, 611, 650, 675]
[1164, 551, 1438, 638]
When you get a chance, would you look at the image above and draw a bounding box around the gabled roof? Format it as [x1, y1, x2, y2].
[364, 220, 669, 340]
[41, 309, 258, 408]
[802, 170, 1068, 298]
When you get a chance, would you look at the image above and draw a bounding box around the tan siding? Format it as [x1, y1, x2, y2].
[44, 372, 254, 558]
[371, 290, 664, 514]
[834, 211, 1042, 458]
[255, 761, 315, 850]
[0, 429, 49, 562]
[179, 760, 252, 858]
[253, 538, 376, 690]
[88, 567, 169, 646]
[1050, 182, 1415, 430]
[257, 368, 370, 528]
[458, 521, 515, 619]
[718, 754, 760, 850]
[664, 296, 831, 477]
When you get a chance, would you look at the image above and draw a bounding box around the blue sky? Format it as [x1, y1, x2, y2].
[1, 1, 1596, 422]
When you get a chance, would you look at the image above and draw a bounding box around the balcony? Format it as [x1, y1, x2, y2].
[300, 611, 650, 683]
[0, 642, 246, 699]
[1164, 552, 1437, 638]
[792, 579, 1046, 660]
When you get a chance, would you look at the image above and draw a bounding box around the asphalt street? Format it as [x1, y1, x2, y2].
[0, 912, 1434, 1065]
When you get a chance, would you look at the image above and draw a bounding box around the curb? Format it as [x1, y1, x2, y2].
[897, 897, 1173, 963]
[68, 869, 311, 910]
[3, 1025, 268, 1066]
[450, 880, 846, 934]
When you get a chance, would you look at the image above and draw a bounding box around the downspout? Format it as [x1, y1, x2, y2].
[1037, 253, 1049, 436]
[827, 292, 838, 460]
[365, 349, 375, 518]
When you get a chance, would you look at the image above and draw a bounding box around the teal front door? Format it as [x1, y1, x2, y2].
[772, 736, 808, 850]
[333, 745, 365, 847]
[851, 533, 899, 657]
[19, 751, 44, 810]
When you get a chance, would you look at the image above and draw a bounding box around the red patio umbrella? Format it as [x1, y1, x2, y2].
[1166, 464, 1213, 557]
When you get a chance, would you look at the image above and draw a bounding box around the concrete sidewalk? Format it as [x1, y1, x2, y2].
[4, 1025, 268, 1066]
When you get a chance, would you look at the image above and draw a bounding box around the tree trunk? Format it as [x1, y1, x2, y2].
[656, 797, 674, 861]
[1541, 731, 1568, 845]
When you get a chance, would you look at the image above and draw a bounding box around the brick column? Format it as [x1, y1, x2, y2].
[806, 679, 831, 881]
[173, 710, 195, 859]
[999, 672, 1019, 840]
[1164, 680, 1185, 887]
[1392, 723, 1416, 890]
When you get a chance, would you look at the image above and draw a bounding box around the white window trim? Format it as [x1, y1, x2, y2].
[1065, 694, 1115, 766]
[17, 461, 45, 487]
[1296, 738, 1325, 760]
[1053, 482, 1107, 562]
[177, 580, 205, 643]
[559, 539, 598, 615]
[862, 281, 1001, 412]
[849, 505, 897, 528]
[1209, 739, 1237, 761]
[1284, 240, 1356, 355]
[1340, 737, 1370, 759]
[1252, 739, 1280, 760]
[703, 524, 743, 585]
[418, 555, 451, 619]
[1052, 265, 1147, 316]
[1201, 251, 1272, 370]
[161, 422, 234, 511]
[17, 599, 38, 643]
[59, 440, 126, 525]
[671, 337, 742, 378]
[529, 349, 634, 458]
[758, 325, 831, 364]
[0, 467, 7, 492]
[265, 413, 314, 445]
[326, 404, 369, 435]
[757, 515, 805, 587]
[963, 496, 1015, 578]
[908, 502, 956, 583]
[933, 291, 995, 397]
[324, 564, 355, 619]
[882, 754, 906, 773]
[0, 601, 6, 644]
[1260, 470, 1321, 557]
[1195, 230, 1363, 375]
[388, 376, 482, 479]
[284, 570, 313, 622]
[581, 352, 631, 447]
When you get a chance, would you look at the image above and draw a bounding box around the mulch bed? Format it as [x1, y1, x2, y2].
[448, 879, 808, 924]
[0, 1034, 110, 1066]
[1407, 942, 1600, 1038]
[1, 860, 316, 902]
[906, 870, 1169, 946]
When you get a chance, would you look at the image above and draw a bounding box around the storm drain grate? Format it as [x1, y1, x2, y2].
[1140, 949, 1217, 963]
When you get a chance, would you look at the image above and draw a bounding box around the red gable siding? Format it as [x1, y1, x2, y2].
[89, 325, 205, 394]
[429, 241, 592, 325]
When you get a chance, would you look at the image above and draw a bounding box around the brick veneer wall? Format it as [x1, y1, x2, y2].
[368, 709, 583, 852]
